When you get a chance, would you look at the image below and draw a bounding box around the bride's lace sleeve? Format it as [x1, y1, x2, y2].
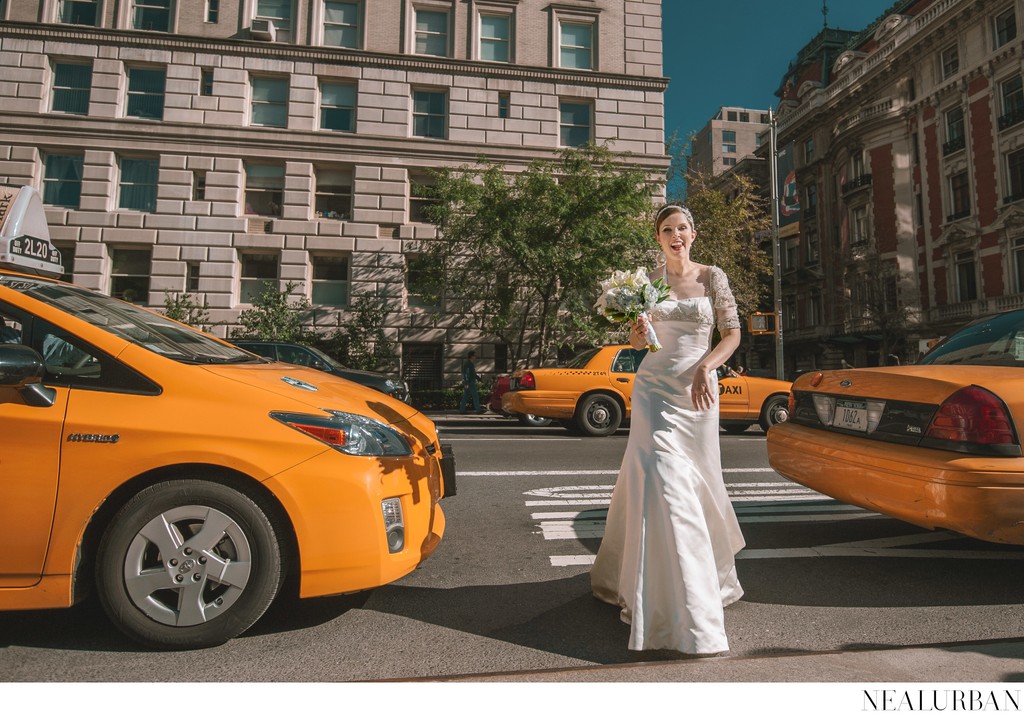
[710, 266, 740, 331]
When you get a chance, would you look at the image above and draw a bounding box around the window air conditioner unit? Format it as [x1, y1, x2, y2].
[250, 19, 276, 41]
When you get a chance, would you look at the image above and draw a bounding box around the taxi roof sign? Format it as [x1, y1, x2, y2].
[0, 185, 63, 278]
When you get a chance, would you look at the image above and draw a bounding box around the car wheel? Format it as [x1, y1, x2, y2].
[723, 423, 753, 434]
[96, 479, 284, 650]
[575, 394, 623, 437]
[759, 394, 790, 432]
[518, 414, 553, 427]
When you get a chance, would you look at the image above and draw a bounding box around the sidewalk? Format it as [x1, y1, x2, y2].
[430, 638, 1024, 682]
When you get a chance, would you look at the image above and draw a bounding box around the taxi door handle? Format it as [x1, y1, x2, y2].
[616, 378, 629, 383]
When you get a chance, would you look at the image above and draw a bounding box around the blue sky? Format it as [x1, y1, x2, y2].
[661, 0, 900, 147]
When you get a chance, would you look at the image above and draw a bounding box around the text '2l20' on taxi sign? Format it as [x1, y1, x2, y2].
[0, 185, 64, 278]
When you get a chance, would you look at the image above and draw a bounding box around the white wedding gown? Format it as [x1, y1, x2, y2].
[591, 267, 746, 654]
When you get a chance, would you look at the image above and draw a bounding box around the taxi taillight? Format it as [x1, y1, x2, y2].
[924, 386, 1017, 446]
[518, 371, 536, 390]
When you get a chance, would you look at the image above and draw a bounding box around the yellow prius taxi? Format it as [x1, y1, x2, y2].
[502, 344, 792, 436]
[0, 186, 453, 649]
[767, 309, 1024, 545]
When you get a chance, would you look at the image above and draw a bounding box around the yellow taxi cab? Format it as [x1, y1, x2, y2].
[767, 309, 1024, 545]
[0, 186, 453, 649]
[502, 344, 791, 436]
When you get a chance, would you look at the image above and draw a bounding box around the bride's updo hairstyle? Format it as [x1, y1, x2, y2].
[655, 204, 695, 232]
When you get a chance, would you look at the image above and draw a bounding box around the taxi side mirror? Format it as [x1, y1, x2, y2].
[0, 344, 56, 407]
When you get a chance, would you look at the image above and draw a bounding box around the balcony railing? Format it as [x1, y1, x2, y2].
[998, 106, 1024, 131]
[942, 135, 966, 156]
[841, 173, 872, 195]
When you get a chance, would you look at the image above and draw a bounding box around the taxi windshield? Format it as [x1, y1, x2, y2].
[919, 310, 1024, 367]
[2, 275, 254, 364]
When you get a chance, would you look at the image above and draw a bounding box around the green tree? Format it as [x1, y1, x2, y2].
[162, 291, 213, 332]
[314, 293, 398, 373]
[680, 171, 773, 320]
[422, 145, 660, 367]
[230, 281, 316, 342]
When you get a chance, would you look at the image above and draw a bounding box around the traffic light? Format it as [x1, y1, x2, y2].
[749, 312, 776, 335]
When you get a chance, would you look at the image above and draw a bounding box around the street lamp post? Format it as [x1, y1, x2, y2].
[768, 109, 785, 381]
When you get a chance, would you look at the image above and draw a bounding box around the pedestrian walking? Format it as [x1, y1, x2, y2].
[459, 350, 483, 414]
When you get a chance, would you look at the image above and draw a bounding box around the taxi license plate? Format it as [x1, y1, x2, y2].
[832, 399, 867, 431]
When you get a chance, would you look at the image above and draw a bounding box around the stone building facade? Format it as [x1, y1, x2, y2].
[0, 0, 669, 388]
[689, 106, 772, 178]
[769, 0, 1024, 375]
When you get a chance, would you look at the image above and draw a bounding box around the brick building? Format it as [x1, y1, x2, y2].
[769, 0, 1024, 376]
[0, 0, 668, 388]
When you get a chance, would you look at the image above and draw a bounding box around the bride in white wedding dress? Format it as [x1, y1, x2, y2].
[591, 204, 745, 655]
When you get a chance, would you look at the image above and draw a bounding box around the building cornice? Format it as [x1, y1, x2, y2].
[0, 21, 668, 92]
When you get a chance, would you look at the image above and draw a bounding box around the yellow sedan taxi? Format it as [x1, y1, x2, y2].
[767, 309, 1024, 545]
[0, 185, 452, 649]
[502, 344, 792, 436]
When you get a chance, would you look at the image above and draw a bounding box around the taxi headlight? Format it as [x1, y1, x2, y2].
[270, 410, 412, 456]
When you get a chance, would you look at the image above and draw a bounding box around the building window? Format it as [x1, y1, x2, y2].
[311, 255, 349, 306]
[480, 13, 511, 62]
[324, 1, 360, 48]
[559, 100, 591, 147]
[806, 229, 819, 264]
[1014, 238, 1024, 293]
[110, 248, 152, 304]
[722, 144, 736, 154]
[940, 44, 959, 79]
[498, 92, 510, 119]
[314, 167, 352, 219]
[722, 130, 736, 142]
[722, 157, 736, 166]
[995, 7, 1017, 48]
[206, 0, 219, 23]
[915, 193, 924, 228]
[409, 172, 438, 223]
[126, 67, 166, 120]
[949, 171, 971, 220]
[804, 137, 814, 163]
[943, 106, 965, 155]
[807, 292, 822, 326]
[320, 82, 355, 132]
[760, 113, 770, 123]
[805, 183, 818, 213]
[200, 69, 214, 96]
[727, 110, 737, 121]
[739, 112, 749, 122]
[415, 9, 449, 56]
[883, 276, 899, 315]
[256, 0, 292, 35]
[1007, 149, 1024, 203]
[118, 157, 159, 212]
[59, 0, 98, 25]
[51, 62, 92, 114]
[187, 261, 200, 292]
[1000, 75, 1024, 130]
[955, 250, 978, 302]
[251, 76, 289, 127]
[783, 238, 798, 271]
[912, 132, 920, 165]
[850, 205, 868, 246]
[240, 253, 279, 304]
[192, 170, 207, 201]
[850, 152, 865, 179]
[559, 21, 593, 69]
[133, 0, 171, 31]
[55, 242, 76, 283]
[244, 163, 284, 216]
[406, 253, 443, 308]
[402, 342, 443, 392]
[412, 89, 446, 139]
[783, 295, 797, 330]
[42, 154, 83, 208]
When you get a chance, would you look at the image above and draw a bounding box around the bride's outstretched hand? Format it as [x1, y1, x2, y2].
[692, 370, 717, 410]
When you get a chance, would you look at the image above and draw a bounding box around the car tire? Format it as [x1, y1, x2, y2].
[518, 414, 553, 427]
[759, 394, 790, 432]
[723, 423, 753, 434]
[575, 394, 623, 436]
[95, 479, 284, 650]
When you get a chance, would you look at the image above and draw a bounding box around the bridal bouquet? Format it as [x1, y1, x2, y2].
[594, 267, 671, 352]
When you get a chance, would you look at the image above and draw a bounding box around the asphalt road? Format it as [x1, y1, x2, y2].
[2, 412, 1023, 713]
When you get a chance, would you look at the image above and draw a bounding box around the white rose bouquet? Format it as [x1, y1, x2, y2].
[594, 267, 671, 352]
